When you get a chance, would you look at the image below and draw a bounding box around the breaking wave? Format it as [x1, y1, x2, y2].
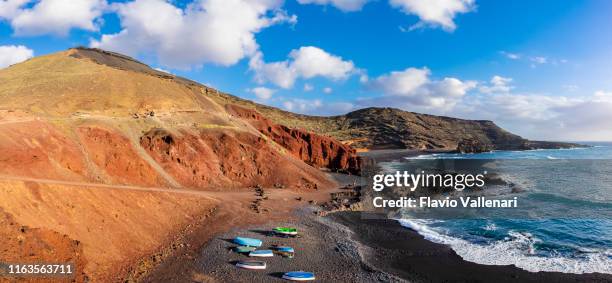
[398, 219, 612, 274]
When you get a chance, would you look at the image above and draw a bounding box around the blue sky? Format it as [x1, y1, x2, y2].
[1, 0, 612, 141]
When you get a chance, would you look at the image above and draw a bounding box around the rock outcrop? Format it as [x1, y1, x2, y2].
[227, 105, 362, 175]
[455, 139, 494, 153]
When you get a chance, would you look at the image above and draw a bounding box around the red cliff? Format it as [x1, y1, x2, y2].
[227, 105, 363, 175]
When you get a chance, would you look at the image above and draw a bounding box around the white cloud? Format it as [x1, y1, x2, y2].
[154, 67, 171, 74]
[530, 56, 547, 64]
[249, 86, 276, 100]
[296, 0, 369, 12]
[0, 0, 27, 19]
[594, 90, 612, 98]
[479, 75, 512, 94]
[283, 98, 321, 112]
[323, 87, 333, 94]
[500, 51, 521, 60]
[303, 83, 314, 92]
[6, 0, 107, 36]
[281, 98, 354, 115]
[250, 46, 356, 89]
[291, 47, 355, 80]
[389, 0, 475, 31]
[563, 84, 579, 92]
[452, 91, 612, 141]
[92, 0, 295, 69]
[364, 67, 477, 110]
[368, 67, 430, 96]
[0, 44, 33, 68]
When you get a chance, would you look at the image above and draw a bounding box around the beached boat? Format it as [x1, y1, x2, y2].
[249, 250, 274, 257]
[233, 237, 262, 247]
[282, 271, 315, 281]
[235, 260, 267, 270]
[276, 246, 295, 253]
[234, 246, 257, 253]
[273, 227, 298, 236]
[277, 251, 294, 258]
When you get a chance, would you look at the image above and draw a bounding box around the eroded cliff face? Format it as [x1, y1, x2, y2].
[77, 126, 171, 187]
[227, 105, 363, 175]
[139, 128, 333, 189]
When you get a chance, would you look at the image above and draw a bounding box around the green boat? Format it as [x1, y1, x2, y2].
[234, 246, 257, 253]
[273, 227, 298, 236]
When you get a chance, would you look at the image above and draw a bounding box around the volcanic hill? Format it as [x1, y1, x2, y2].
[0, 47, 361, 281]
[0, 47, 362, 188]
[214, 94, 580, 152]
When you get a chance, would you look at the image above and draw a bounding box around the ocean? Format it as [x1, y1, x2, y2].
[381, 143, 612, 274]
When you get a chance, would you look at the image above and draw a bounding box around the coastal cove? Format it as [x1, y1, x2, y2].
[140, 187, 610, 282]
[378, 145, 612, 275]
[1, 2, 612, 281]
[142, 146, 611, 281]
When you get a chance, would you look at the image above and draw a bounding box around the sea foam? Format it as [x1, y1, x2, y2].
[398, 219, 612, 274]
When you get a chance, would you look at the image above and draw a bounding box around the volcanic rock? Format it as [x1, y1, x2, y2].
[227, 105, 362, 175]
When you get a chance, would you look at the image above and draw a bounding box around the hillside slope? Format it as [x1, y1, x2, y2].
[210, 90, 580, 151]
[0, 47, 362, 281]
[0, 47, 360, 188]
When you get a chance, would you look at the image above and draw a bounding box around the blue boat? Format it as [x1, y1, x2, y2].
[248, 249, 274, 257]
[282, 271, 315, 281]
[233, 237, 262, 247]
[276, 246, 295, 253]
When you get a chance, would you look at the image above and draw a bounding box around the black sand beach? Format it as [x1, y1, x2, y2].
[172, 206, 611, 282]
[185, 208, 402, 282]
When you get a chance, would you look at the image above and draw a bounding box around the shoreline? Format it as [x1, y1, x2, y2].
[358, 148, 446, 162]
[332, 212, 612, 282]
[355, 148, 611, 281]
[142, 149, 612, 282]
[147, 205, 611, 282]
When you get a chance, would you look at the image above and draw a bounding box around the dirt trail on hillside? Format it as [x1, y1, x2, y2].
[0, 174, 214, 199]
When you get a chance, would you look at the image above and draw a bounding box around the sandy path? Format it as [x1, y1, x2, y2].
[0, 174, 215, 199]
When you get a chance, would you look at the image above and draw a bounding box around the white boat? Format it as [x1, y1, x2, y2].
[235, 260, 266, 270]
[248, 249, 274, 257]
